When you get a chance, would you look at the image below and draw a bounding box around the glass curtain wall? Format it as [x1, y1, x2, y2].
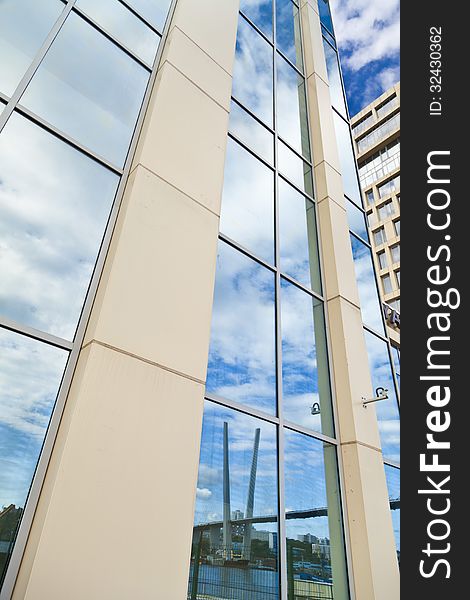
[319, 0, 400, 560]
[188, 2, 350, 599]
[0, 0, 172, 589]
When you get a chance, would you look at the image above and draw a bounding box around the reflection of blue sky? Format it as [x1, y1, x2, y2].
[194, 402, 278, 525]
[332, 111, 362, 207]
[240, 0, 273, 39]
[384, 464, 400, 552]
[322, 38, 347, 118]
[0, 0, 62, 98]
[206, 241, 276, 414]
[391, 346, 400, 388]
[123, 0, 171, 33]
[278, 142, 313, 197]
[364, 331, 400, 463]
[0, 328, 68, 508]
[276, 1, 303, 70]
[21, 11, 149, 167]
[281, 280, 332, 435]
[0, 112, 119, 340]
[345, 198, 368, 241]
[220, 137, 274, 264]
[229, 100, 274, 165]
[349, 235, 385, 335]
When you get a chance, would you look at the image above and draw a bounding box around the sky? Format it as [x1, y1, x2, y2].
[330, 0, 400, 117]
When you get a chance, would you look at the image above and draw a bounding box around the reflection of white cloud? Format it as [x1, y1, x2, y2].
[196, 488, 212, 500]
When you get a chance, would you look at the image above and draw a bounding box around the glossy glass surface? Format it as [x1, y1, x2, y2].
[220, 138, 274, 264]
[276, 1, 303, 70]
[0, 328, 68, 584]
[76, 0, 161, 65]
[278, 179, 321, 293]
[22, 12, 149, 166]
[240, 0, 273, 39]
[0, 112, 119, 340]
[125, 0, 171, 32]
[364, 331, 400, 463]
[391, 345, 400, 387]
[373, 227, 386, 246]
[278, 142, 313, 197]
[206, 241, 276, 414]
[276, 54, 309, 159]
[285, 431, 349, 599]
[378, 251, 387, 270]
[228, 100, 274, 165]
[233, 15, 274, 127]
[391, 244, 400, 263]
[382, 274, 393, 295]
[377, 200, 395, 221]
[384, 464, 400, 560]
[317, 0, 334, 34]
[350, 235, 385, 335]
[0, 0, 62, 97]
[323, 38, 346, 117]
[356, 112, 400, 154]
[332, 111, 362, 206]
[188, 401, 279, 599]
[281, 281, 333, 436]
[378, 174, 400, 199]
[345, 198, 368, 241]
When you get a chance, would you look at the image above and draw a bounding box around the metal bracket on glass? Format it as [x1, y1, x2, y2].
[311, 402, 321, 415]
[362, 387, 389, 408]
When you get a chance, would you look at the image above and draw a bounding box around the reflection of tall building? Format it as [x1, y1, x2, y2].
[1, 1, 398, 599]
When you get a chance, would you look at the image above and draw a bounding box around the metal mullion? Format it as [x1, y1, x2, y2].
[14, 104, 124, 176]
[204, 393, 280, 426]
[349, 228, 373, 251]
[227, 131, 275, 172]
[283, 421, 338, 446]
[218, 232, 277, 273]
[362, 322, 391, 345]
[275, 47, 304, 80]
[279, 272, 324, 303]
[277, 133, 313, 167]
[116, 0, 163, 36]
[0, 317, 73, 352]
[383, 458, 400, 470]
[0, 0, 76, 135]
[231, 95, 276, 134]
[0, 1, 179, 597]
[277, 171, 314, 203]
[72, 5, 154, 71]
[0, 92, 9, 104]
[239, 10, 274, 48]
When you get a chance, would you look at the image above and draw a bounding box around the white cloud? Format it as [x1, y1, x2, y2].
[196, 488, 213, 500]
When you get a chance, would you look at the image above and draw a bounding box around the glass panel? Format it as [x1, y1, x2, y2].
[321, 25, 336, 49]
[377, 95, 399, 119]
[220, 138, 274, 264]
[0, 328, 68, 584]
[124, 0, 171, 32]
[22, 12, 149, 167]
[364, 330, 400, 462]
[332, 111, 362, 206]
[278, 142, 313, 196]
[317, 0, 334, 35]
[76, 0, 161, 65]
[373, 227, 386, 246]
[285, 431, 349, 599]
[350, 235, 385, 334]
[358, 139, 400, 188]
[377, 200, 395, 221]
[391, 244, 400, 263]
[276, 54, 310, 159]
[276, 1, 303, 71]
[188, 401, 279, 599]
[346, 198, 368, 241]
[382, 274, 393, 295]
[206, 241, 277, 414]
[278, 178, 321, 293]
[378, 251, 387, 270]
[228, 100, 274, 165]
[322, 38, 346, 117]
[356, 112, 400, 154]
[394, 219, 400, 236]
[391, 345, 400, 387]
[0, 0, 62, 97]
[280, 280, 333, 436]
[365, 189, 374, 205]
[233, 15, 274, 127]
[240, 0, 273, 39]
[378, 174, 400, 199]
[384, 465, 400, 562]
[0, 112, 119, 340]
[352, 112, 374, 138]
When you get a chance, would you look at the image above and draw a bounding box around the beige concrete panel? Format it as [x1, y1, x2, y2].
[160, 25, 233, 111]
[314, 160, 344, 207]
[300, 0, 319, 14]
[171, 0, 239, 75]
[341, 443, 400, 600]
[301, 2, 328, 82]
[20, 343, 204, 600]
[306, 73, 341, 172]
[317, 198, 360, 307]
[133, 62, 229, 215]
[327, 297, 381, 449]
[84, 165, 219, 383]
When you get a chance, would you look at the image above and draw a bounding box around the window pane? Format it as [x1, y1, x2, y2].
[220, 138, 274, 263]
[276, 55, 310, 159]
[350, 235, 385, 334]
[276, 1, 303, 71]
[377, 200, 394, 221]
[332, 111, 362, 206]
[281, 281, 333, 436]
[378, 251, 387, 270]
[356, 112, 400, 154]
[373, 227, 386, 246]
[278, 141, 313, 196]
[384, 464, 400, 562]
[382, 274, 392, 295]
[377, 95, 399, 119]
[365, 189, 374, 205]
[0, 328, 68, 584]
[285, 431, 349, 599]
[0, 0, 62, 97]
[22, 12, 149, 167]
[233, 15, 273, 127]
[0, 112, 119, 340]
[228, 100, 274, 165]
[346, 198, 368, 241]
[240, 0, 273, 39]
[124, 0, 171, 32]
[391, 345, 400, 387]
[391, 244, 400, 263]
[206, 241, 276, 414]
[317, 0, 334, 34]
[76, 0, 161, 65]
[278, 179, 321, 293]
[188, 401, 279, 599]
[364, 330, 400, 462]
[323, 38, 346, 117]
[394, 220, 400, 236]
